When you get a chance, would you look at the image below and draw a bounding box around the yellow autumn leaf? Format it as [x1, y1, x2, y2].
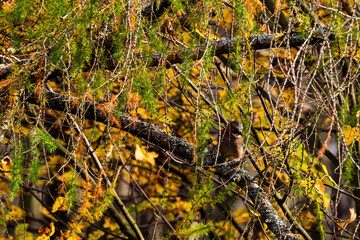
[300, 178, 330, 207]
[69, 221, 85, 234]
[88, 229, 104, 240]
[10, 205, 24, 221]
[13, 126, 31, 135]
[60, 171, 77, 183]
[348, 208, 357, 223]
[248, 209, 261, 217]
[275, 170, 289, 184]
[47, 155, 64, 165]
[0, 159, 12, 179]
[96, 122, 105, 132]
[2, 1, 16, 12]
[314, 180, 325, 195]
[274, 0, 281, 14]
[298, 211, 315, 230]
[3, 205, 24, 221]
[233, 208, 250, 224]
[39, 206, 57, 221]
[52, 196, 68, 212]
[135, 145, 158, 165]
[275, 47, 297, 61]
[315, 180, 331, 208]
[322, 193, 331, 210]
[67, 234, 82, 240]
[2, 137, 9, 144]
[83, 128, 102, 143]
[15, 224, 33, 240]
[321, 163, 338, 187]
[103, 217, 118, 231]
[282, 87, 295, 105]
[343, 125, 359, 146]
[36, 222, 55, 240]
[300, 177, 314, 190]
[136, 107, 148, 116]
[1, 156, 12, 169]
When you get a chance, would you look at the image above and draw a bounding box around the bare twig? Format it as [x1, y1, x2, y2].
[25, 91, 300, 239]
[28, 105, 141, 240]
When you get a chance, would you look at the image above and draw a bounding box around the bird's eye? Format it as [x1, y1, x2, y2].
[232, 129, 240, 135]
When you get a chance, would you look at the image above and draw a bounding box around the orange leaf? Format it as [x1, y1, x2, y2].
[36, 222, 55, 240]
[52, 196, 68, 212]
[1, 156, 13, 179]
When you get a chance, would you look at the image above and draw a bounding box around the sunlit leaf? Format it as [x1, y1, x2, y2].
[52, 196, 68, 212]
[36, 222, 55, 240]
[135, 144, 158, 165]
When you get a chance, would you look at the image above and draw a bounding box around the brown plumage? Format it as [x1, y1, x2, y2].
[220, 121, 243, 160]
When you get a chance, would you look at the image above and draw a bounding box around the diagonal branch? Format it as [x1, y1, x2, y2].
[68, 114, 145, 240]
[25, 91, 195, 161]
[25, 91, 301, 239]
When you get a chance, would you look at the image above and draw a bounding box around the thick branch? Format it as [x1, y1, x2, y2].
[150, 32, 325, 67]
[25, 91, 195, 160]
[208, 159, 298, 239]
[25, 91, 300, 239]
[0, 32, 327, 78]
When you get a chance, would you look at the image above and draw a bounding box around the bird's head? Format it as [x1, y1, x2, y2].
[229, 121, 242, 138]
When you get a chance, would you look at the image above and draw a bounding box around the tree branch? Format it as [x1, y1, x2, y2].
[150, 31, 326, 67]
[25, 91, 301, 239]
[0, 31, 327, 79]
[27, 104, 140, 240]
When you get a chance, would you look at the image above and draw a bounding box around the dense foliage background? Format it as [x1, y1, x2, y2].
[1, 0, 360, 239]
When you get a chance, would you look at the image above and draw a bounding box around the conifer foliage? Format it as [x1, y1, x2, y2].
[1, 0, 360, 239]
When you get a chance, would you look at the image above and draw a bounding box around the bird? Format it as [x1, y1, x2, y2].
[219, 121, 244, 160]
